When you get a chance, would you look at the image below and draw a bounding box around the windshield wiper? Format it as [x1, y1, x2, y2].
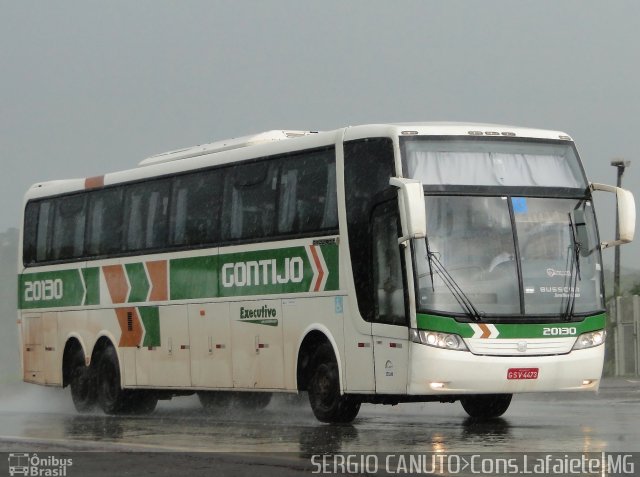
[562, 212, 582, 321]
[424, 239, 483, 322]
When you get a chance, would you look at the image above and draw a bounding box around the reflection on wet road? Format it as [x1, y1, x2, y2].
[1, 379, 639, 454]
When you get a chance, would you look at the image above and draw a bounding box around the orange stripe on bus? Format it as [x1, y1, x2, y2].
[309, 245, 324, 292]
[115, 307, 143, 347]
[146, 260, 168, 301]
[103, 264, 129, 304]
[84, 175, 104, 189]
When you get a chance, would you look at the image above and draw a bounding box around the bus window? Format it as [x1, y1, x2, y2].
[222, 162, 278, 241]
[170, 170, 223, 247]
[35, 201, 52, 262]
[372, 202, 406, 325]
[50, 194, 86, 260]
[344, 138, 396, 321]
[23, 201, 39, 265]
[86, 188, 124, 256]
[123, 179, 171, 252]
[278, 149, 337, 235]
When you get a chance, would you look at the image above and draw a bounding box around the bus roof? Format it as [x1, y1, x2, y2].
[139, 130, 316, 167]
[342, 122, 573, 142]
[24, 122, 574, 200]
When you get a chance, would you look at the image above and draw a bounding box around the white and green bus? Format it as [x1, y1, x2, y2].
[18, 123, 635, 423]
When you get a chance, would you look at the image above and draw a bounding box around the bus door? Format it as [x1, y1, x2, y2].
[41, 312, 61, 384]
[230, 299, 285, 390]
[21, 313, 44, 384]
[135, 305, 191, 387]
[188, 302, 233, 388]
[371, 202, 409, 394]
[19, 311, 60, 385]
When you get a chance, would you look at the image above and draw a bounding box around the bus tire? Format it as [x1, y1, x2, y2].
[460, 394, 512, 419]
[308, 344, 360, 423]
[96, 346, 157, 415]
[96, 346, 128, 414]
[69, 352, 96, 413]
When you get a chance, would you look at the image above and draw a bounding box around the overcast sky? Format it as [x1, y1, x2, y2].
[1, 0, 638, 269]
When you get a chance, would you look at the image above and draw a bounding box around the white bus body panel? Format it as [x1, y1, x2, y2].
[21, 313, 44, 384]
[135, 305, 192, 388]
[188, 302, 233, 388]
[341, 296, 374, 392]
[372, 323, 409, 394]
[231, 299, 285, 390]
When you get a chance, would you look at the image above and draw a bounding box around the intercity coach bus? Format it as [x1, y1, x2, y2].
[17, 123, 635, 423]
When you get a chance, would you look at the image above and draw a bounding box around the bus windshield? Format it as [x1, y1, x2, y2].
[403, 137, 587, 188]
[414, 196, 604, 318]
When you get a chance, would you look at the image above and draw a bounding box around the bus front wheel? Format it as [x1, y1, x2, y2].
[308, 344, 360, 423]
[460, 394, 512, 419]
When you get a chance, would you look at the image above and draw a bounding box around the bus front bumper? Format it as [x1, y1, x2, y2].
[407, 343, 604, 395]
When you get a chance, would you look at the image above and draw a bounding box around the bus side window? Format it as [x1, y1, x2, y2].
[170, 170, 222, 247]
[86, 188, 123, 256]
[23, 201, 39, 265]
[50, 194, 86, 261]
[123, 179, 171, 252]
[222, 162, 277, 241]
[278, 149, 337, 235]
[344, 137, 396, 321]
[35, 201, 52, 262]
[371, 203, 407, 326]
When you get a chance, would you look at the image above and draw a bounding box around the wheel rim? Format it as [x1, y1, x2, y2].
[311, 363, 338, 411]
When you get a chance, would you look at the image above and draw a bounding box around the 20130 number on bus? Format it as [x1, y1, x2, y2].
[23, 279, 63, 302]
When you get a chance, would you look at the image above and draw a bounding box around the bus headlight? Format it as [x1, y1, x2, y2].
[410, 329, 469, 351]
[572, 330, 606, 350]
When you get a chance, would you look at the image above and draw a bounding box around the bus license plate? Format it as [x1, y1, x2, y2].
[507, 368, 539, 380]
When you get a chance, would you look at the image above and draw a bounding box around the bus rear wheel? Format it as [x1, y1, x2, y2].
[308, 345, 360, 423]
[460, 394, 512, 419]
[96, 346, 157, 415]
[69, 352, 96, 413]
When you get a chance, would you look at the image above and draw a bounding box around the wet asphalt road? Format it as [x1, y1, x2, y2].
[0, 378, 639, 475]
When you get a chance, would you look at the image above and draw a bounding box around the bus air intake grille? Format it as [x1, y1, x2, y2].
[464, 338, 575, 356]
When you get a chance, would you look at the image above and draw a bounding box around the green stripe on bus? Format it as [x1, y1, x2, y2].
[82, 267, 100, 305]
[19, 243, 340, 308]
[18, 269, 86, 309]
[125, 262, 149, 303]
[139, 306, 161, 347]
[169, 255, 219, 300]
[218, 247, 314, 297]
[416, 313, 606, 338]
[321, 244, 339, 291]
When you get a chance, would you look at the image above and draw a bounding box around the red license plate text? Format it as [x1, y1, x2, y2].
[507, 367, 539, 380]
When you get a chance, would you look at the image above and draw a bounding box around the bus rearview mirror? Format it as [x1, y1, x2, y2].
[389, 177, 427, 243]
[590, 182, 636, 249]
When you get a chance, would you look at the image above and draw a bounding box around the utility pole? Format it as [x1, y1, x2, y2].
[610, 159, 630, 297]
